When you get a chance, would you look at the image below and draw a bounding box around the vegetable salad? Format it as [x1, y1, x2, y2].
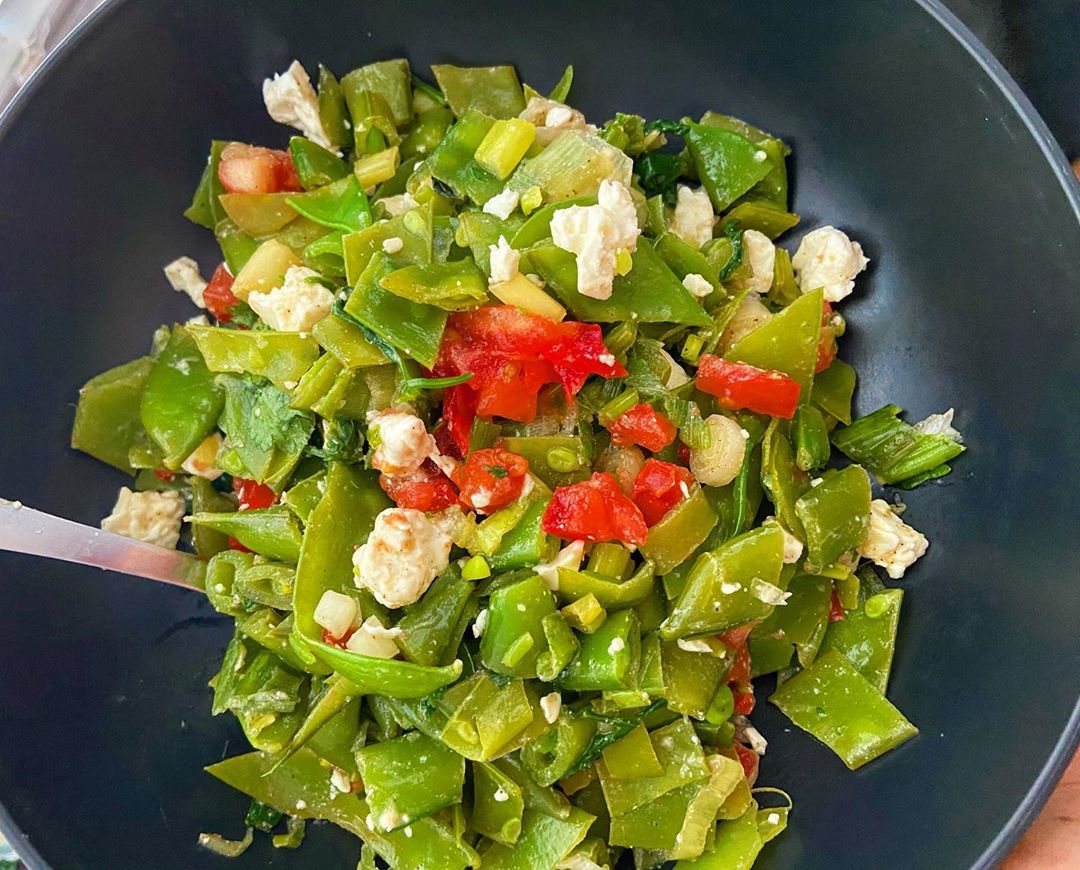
[70, 56, 966, 868]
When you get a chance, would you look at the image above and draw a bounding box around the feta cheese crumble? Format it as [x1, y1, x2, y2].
[791, 226, 869, 303]
[382, 236, 404, 254]
[741, 229, 776, 296]
[913, 408, 963, 442]
[682, 272, 713, 298]
[550, 179, 640, 299]
[857, 499, 929, 579]
[101, 487, 185, 549]
[482, 188, 520, 221]
[369, 408, 438, 475]
[608, 637, 625, 655]
[246, 265, 334, 332]
[262, 60, 334, 150]
[163, 256, 207, 308]
[488, 235, 521, 284]
[353, 508, 453, 608]
[180, 432, 224, 481]
[671, 185, 716, 250]
[377, 192, 419, 217]
[540, 691, 562, 724]
[677, 638, 714, 653]
[519, 96, 593, 144]
[471, 608, 489, 639]
[533, 540, 586, 590]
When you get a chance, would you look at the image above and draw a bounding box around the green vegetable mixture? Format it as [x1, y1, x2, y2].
[71, 56, 966, 868]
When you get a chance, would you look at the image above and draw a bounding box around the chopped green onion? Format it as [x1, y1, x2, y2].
[598, 389, 640, 426]
[681, 333, 705, 363]
[603, 321, 638, 358]
[462, 555, 492, 581]
[520, 185, 543, 215]
[474, 118, 537, 179]
[353, 144, 401, 188]
[546, 446, 583, 473]
[271, 817, 306, 849]
[198, 828, 254, 858]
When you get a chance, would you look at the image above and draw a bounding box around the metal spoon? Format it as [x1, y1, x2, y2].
[0, 497, 205, 591]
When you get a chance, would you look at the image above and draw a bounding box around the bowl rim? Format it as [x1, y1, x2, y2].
[0, 1, 1077, 867]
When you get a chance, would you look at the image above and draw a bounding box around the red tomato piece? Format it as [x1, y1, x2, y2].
[631, 459, 695, 526]
[153, 469, 175, 482]
[542, 472, 648, 546]
[203, 263, 243, 324]
[734, 743, 759, 781]
[218, 142, 302, 194]
[228, 536, 253, 554]
[440, 385, 477, 458]
[816, 300, 838, 373]
[719, 622, 758, 687]
[233, 478, 277, 511]
[829, 589, 846, 622]
[434, 305, 626, 426]
[733, 688, 756, 716]
[321, 627, 356, 649]
[379, 460, 459, 512]
[695, 356, 801, 419]
[452, 447, 529, 514]
[609, 403, 677, 452]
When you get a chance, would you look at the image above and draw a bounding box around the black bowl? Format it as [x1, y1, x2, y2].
[1, 1, 1078, 868]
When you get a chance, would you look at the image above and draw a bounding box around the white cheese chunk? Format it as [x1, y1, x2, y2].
[741, 229, 776, 295]
[376, 192, 419, 216]
[488, 235, 521, 284]
[101, 487, 185, 549]
[482, 187, 520, 220]
[262, 60, 334, 150]
[353, 508, 453, 608]
[858, 499, 929, 579]
[682, 272, 713, 298]
[791, 226, 869, 303]
[164, 256, 207, 308]
[913, 408, 963, 442]
[246, 265, 334, 332]
[369, 408, 437, 476]
[549, 179, 640, 300]
[533, 540, 586, 590]
[671, 185, 716, 250]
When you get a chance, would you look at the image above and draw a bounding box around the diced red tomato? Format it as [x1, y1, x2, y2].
[228, 536, 253, 554]
[733, 688, 756, 716]
[203, 263, 244, 325]
[440, 385, 478, 458]
[677, 443, 692, 465]
[542, 472, 648, 546]
[734, 743, 759, 781]
[321, 627, 356, 649]
[434, 306, 626, 427]
[452, 447, 529, 514]
[695, 356, 801, 419]
[816, 301, 838, 373]
[379, 460, 459, 512]
[233, 478, 277, 511]
[631, 459, 695, 526]
[829, 589, 846, 622]
[218, 142, 302, 194]
[720, 622, 758, 686]
[153, 469, 175, 482]
[608, 403, 677, 452]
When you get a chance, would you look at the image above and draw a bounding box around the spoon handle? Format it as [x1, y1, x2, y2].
[0, 498, 205, 591]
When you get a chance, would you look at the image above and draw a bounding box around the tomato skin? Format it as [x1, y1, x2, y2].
[720, 622, 757, 687]
[608, 403, 677, 452]
[733, 688, 756, 716]
[379, 460, 459, 512]
[542, 472, 648, 546]
[434, 306, 626, 426]
[228, 536, 253, 554]
[452, 447, 529, 514]
[816, 301, 838, 373]
[233, 478, 277, 510]
[695, 356, 801, 419]
[829, 589, 846, 622]
[734, 743, 759, 781]
[439, 386, 476, 458]
[218, 142, 302, 194]
[631, 459, 695, 526]
[203, 263, 243, 324]
[321, 627, 356, 649]
[153, 469, 176, 482]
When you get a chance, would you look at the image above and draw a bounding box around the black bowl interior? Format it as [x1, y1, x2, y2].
[1, 1, 1079, 868]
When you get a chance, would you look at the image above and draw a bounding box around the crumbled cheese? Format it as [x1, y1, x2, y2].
[369, 408, 438, 475]
[492, 788, 510, 803]
[246, 265, 334, 332]
[682, 272, 713, 298]
[741, 229, 776, 295]
[262, 60, 334, 149]
[377, 192, 419, 216]
[767, 812, 781, 825]
[101, 487, 185, 549]
[295, 800, 307, 811]
[488, 235, 521, 284]
[313, 590, 358, 639]
[734, 715, 768, 755]
[471, 608, 489, 639]
[659, 347, 690, 388]
[550, 179, 640, 299]
[750, 577, 792, 606]
[483, 187, 520, 220]
[519, 96, 593, 144]
[791, 226, 869, 303]
[677, 638, 714, 653]
[377, 806, 403, 832]
[329, 767, 352, 794]
[382, 236, 404, 254]
[608, 637, 625, 655]
[540, 691, 562, 724]
[525, 273, 545, 288]
[353, 508, 453, 608]
[764, 516, 804, 565]
[671, 185, 716, 250]
[720, 581, 742, 594]
[345, 616, 401, 658]
[858, 499, 929, 579]
[163, 256, 207, 308]
[186, 314, 210, 327]
[180, 432, 224, 481]
[913, 408, 963, 442]
[533, 540, 586, 590]
[598, 353, 616, 366]
[753, 149, 768, 162]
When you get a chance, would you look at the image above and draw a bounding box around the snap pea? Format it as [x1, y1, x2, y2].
[287, 175, 372, 233]
[432, 64, 526, 119]
[558, 609, 640, 692]
[289, 136, 349, 190]
[676, 802, 763, 870]
[501, 435, 590, 488]
[683, 121, 775, 212]
[473, 761, 525, 845]
[427, 108, 504, 204]
[479, 808, 596, 870]
[70, 356, 153, 473]
[189, 477, 232, 558]
[188, 325, 320, 391]
[481, 574, 557, 679]
[556, 561, 655, 611]
[341, 58, 413, 128]
[748, 573, 832, 675]
[189, 506, 303, 564]
[395, 564, 475, 667]
[819, 588, 903, 692]
[522, 713, 597, 786]
[316, 65, 351, 152]
[219, 192, 298, 236]
[721, 200, 799, 239]
[793, 465, 871, 569]
[811, 358, 857, 425]
[661, 641, 733, 719]
[311, 312, 390, 368]
[640, 485, 718, 574]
